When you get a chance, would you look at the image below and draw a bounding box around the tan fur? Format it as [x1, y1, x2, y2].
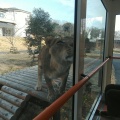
[35, 36, 73, 102]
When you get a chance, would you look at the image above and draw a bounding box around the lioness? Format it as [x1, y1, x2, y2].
[35, 36, 73, 102]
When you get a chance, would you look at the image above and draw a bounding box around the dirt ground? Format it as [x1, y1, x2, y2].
[0, 37, 33, 75]
[0, 53, 33, 75]
[0, 36, 27, 52]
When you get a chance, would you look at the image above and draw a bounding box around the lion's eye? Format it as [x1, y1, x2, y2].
[56, 41, 65, 44]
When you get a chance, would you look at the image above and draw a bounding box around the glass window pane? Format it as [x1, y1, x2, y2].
[84, 0, 106, 75]
[0, 0, 75, 120]
[112, 15, 120, 84]
[113, 15, 120, 54]
[81, 0, 106, 119]
[82, 72, 101, 119]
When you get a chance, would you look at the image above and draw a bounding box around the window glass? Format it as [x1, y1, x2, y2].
[82, 0, 106, 119]
[0, 0, 75, 120]
[84, 0, 106, 74]
[113, 15, 120, 54]
[82, 72, 101, 119]
[112, 15, 120, 84]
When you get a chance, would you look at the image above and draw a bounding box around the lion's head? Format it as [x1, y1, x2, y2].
[45, 36, 73, 64]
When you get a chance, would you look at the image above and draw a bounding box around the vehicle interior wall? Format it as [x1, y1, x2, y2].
[74, 0, 107, 119]
[101, 0, 120, 88]
[102, 0, 120, 13]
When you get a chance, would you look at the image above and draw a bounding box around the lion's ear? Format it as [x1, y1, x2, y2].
[45, 36, 53, 47]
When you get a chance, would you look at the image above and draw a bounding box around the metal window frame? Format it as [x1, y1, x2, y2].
[74, 0, 86, 120]
[74, 0, 107, 120]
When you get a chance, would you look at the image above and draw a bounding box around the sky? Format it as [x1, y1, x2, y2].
[0, 0, 120, 30]
[86, 0, 106, 29]
[0, 0, 75, 23]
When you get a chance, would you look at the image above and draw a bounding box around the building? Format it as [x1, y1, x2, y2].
[0, 7, 30, 37]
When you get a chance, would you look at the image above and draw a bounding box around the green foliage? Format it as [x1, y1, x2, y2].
[52, 22, 63, 36]
[51, 22, 74, 37]
[26, 8, 54, 36]
[90, 27, 100, 39]
[90, 27, 105, 39]
[26, 8, 74, 55]
[62, 22, 74, 36]
[26, 35, 42, 55]
[26, 8, 55, 54]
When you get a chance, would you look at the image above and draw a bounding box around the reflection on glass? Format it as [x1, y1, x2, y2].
[112, 15, 120, 84]
[84, 0, 106, 74]
[82, 0, 106, 119]
[82, 72, 101, 119]
[114, 15, 120, 52]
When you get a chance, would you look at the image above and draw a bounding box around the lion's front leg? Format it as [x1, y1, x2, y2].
[59, 73, 69, 95]
[35, 59, 42, 90]
[45, 76, 56, 102]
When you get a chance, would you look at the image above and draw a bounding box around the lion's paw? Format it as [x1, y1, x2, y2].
[35, 85, 42, 91]
[47, 92, 57, 102]
[47, 95, 56, 103]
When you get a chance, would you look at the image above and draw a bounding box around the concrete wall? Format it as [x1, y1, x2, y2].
[0, 8, 30, 37]
[14, 11, 30, 37]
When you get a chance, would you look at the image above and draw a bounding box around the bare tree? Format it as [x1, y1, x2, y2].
[5, 25, 26, 53]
